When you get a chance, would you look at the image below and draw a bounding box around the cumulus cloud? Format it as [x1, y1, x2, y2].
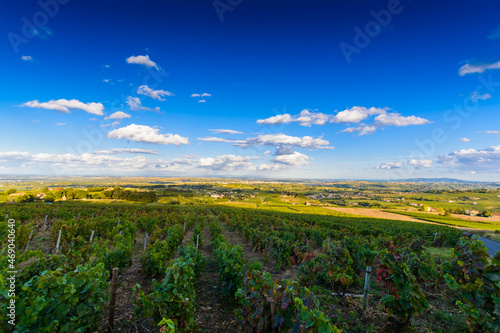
[459, 137, 471, 143]
[92, 148, 159, 155]
[459, 61, 500, 76]
[209, 129, 243, 134]
[191, 93, 211, 97]
[108, 124, 189, 145]
[198, 100, 206, 103]
[127, 97, 161, 113]
[198, 133, 333, 149]
[332, 107, 387, 124]
[126, 55, 158, 69]
[21, 55, 33, 62]
[257, 114, 294, 125]
[20, 99, 104, 116]
[437, 145, 500, 172]
[373, 113, 431, 127]
[198, 155, 258, 171]
[105, 111, 131, 120]
[408, 159, 432, 168]
[137, 85, 174, 101]
[273, 151, 310, 166]
[257, 107, 430, 134]
[56, 122, 66, 126]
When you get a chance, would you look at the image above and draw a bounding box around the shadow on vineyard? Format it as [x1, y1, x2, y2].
[1, 202, 498, 332]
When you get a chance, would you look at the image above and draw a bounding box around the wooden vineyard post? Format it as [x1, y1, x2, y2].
[117, 218, 120, 226]
[77, 212, 81, 219]
[5, 213, 8, 219]
[108, 267, 119, 333]
[183, 222, 186, 233]
[43, 215, 48, 229]
[143, 232, 148, 252]
[362, 266, 372, 316]
[89, 230, 95, 242]
[55, 229, 62, 254]
[24, 230, 34, 252]
[196, 234, 199, 249]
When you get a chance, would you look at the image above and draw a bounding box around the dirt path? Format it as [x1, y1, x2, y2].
[194, 225, 239, 332]
[98, 232, 156, 333]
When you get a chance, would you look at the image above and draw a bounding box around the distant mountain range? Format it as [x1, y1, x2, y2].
[387, 178, 496, 184]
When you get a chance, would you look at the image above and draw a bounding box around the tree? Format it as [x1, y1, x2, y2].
[481, 210, 492, 217]
[6, 188, 16, 195]
[42, 187, 49, 193]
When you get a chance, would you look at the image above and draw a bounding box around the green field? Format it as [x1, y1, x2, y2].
[386, 210, 500, 231]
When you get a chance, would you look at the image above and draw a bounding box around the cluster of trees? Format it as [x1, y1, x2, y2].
[1, 189, 17, 195]
[8, 186, 157, 204]
[442, 207, 492, 217]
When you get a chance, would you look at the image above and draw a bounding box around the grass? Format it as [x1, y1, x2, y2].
[426, 247, 454, 260]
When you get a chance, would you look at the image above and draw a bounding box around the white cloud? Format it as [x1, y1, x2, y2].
[459, 137, 471, 143]
[191, 93, 200, 97]
[137, 85, 174, 101]
[126, 55, 158, 69]
[191, 93, 211, 98]
[341, 125, 377, 136]
[199, 133, 333, 150]
[198, 137, 240, 143]
[295, 110, 331, 126]
[198, 100, 206, 103]
[478, 130, 500, 135]
[376, 159, 432, 170]
[92, 148, 159, 155]
[105, 111, 131, 120]
[198, 155, 257, 171]
[108, 124, 189, 145]
[471, 91, 492, 102]
[55, 122, 66, 126]
[21, 99, 104, 116]
[257, 107, 429, 134]
[438, 145, 500, 172]
[488, 25, 500, 40]
[273, 151, 310, 166]
[459, 61, 500, 76]
[209, 129, 243, 134]
[377, 162, 402, 169]
[126, 97, 161, 113]
[332, 107, 387, 124]
[408, 159, 432, 168]
[257, 114, 294, 125]
[21, 55, 33, 62]
[373, 113, 431, 127]
[0, 151, 31, 160]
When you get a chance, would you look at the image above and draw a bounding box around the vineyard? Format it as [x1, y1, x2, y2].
[1, 202, 499, 332]
[385, 210, 500, 231]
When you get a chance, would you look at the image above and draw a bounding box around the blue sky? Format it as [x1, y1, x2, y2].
[1, 0, 500, 180]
